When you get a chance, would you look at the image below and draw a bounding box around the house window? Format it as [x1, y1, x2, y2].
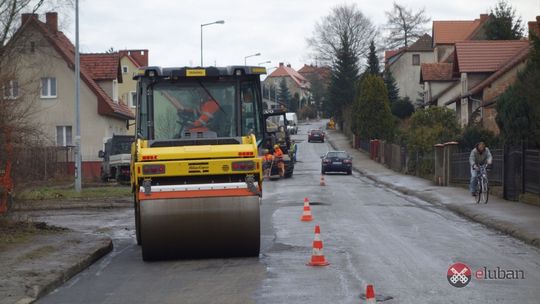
[122, 66, 128, 74]
[412, 54, 420, 66]
[56, 126, 72, 146]
[129, 91, 137, 108]
[112, 79, 118, 103]
[3, 80, 19, 99]
[41, 77, 57, 98]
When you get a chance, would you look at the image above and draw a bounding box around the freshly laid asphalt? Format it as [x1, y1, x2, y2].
[30, 120, 540, 304]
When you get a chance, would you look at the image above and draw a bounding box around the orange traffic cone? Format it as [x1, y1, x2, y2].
[320, 175, 326, 186]
[300, 197, 313, 222]
[365, 284, 375, 304]
[307, 225, 329, 266]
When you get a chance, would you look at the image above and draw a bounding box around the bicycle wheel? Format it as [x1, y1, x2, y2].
[476, 179, 481, 204]
[481, 178, 489, 204]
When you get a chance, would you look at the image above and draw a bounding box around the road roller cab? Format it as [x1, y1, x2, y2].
[132, 66, 266, 260]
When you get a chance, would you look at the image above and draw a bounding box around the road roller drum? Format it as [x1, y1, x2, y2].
[140, 195, 260, 260]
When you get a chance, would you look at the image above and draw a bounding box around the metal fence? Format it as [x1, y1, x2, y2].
[359, 139, 370, 152]
[11, 146, 74, 183]
[353, 136, 539, 201]
[450, 149, 503, 185]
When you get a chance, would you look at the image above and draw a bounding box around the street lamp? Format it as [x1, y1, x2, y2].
[200, 20, 225, 66]
[74, 0, 82, 192]
[244, 53, 261, 66]
[258, 60, 271, 66]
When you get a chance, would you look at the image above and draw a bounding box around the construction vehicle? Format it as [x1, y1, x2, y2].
[0, 126, 13, 214]
[264, 108, 295, 179]
[98, 135, 134, 183]
[326, 118, 336, 130]
[131, 66, 266, 260]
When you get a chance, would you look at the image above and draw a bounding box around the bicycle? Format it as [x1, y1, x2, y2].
[474, 164, 489, 204]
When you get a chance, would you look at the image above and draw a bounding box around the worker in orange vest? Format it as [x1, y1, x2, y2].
[189, 99, 220, 132]
[273, 144, 285, 177]
[262, 149, 274, 179]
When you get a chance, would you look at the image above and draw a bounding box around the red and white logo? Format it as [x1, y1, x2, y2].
[447, 262, 472, 288]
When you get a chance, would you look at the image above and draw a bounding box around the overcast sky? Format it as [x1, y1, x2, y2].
[61, 0, 539, 70]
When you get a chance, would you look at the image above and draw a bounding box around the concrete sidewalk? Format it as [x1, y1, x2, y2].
[326, 129, 540, 250]
[0, 224, 112, 304]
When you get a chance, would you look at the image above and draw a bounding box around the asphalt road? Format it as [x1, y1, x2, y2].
[34, 120, 540, 304]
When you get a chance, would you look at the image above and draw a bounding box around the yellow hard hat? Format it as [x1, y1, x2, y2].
[274, 144, 280, 148]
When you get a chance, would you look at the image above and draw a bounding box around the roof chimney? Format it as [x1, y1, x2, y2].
[45, 12, 58, 32]
[279, 62, 284, 67]
[479, 14, 489, 22]
[529, 17, 540, 38]
[286, 64, 291, 68]
[21, 13, 38, 25]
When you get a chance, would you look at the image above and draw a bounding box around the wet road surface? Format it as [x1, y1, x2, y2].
[33, 121, 540, 304]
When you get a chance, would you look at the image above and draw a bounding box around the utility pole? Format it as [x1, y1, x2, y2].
[74, 0, 82, 192]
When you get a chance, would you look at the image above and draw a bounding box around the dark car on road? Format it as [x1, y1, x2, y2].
[308, 129, 325, 143]
[321, 151, 352, 175]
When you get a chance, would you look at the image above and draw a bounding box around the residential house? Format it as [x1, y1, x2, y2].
[264, 62, 310, 108]
[384, 34, 435, 104]
[419, 14, 491, 109]
[118, 49, 149, 134]
[457, 17, 539, 132]
[432, 14, 489, 62]
[444, 40, 530, 127]
[4, 12, 134, 179]
[118, 49, 148, 110]
[297, 64, 331, 84]
[297, 64, 330, 109]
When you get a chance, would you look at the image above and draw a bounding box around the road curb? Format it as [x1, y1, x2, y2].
[326, 134, 540, 251]
[17, 237, 113, 303]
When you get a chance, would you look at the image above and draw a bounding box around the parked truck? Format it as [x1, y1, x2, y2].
[99, 135, 134, 183]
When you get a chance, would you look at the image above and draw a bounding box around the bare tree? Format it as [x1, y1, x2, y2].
[307, 4, 377, 66]
[384, 2, 430, 49]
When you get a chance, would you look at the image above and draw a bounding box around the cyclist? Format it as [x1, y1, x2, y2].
[469, 142, 493, 196]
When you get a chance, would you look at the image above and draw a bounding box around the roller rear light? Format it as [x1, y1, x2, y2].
[232, 161, 255, 171]
[142, 164, 165, 175]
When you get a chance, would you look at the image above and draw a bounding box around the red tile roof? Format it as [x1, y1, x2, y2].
[119, 50, 149, 67]
[467, 44, 532, 97]
[268, 63, 309, 89]
[297, 64, 331, 81]
[19, 15, 134, 120]
[385, 35, 432, 67]
[407, 34, 433, 52]
[420, 63, 453, 82]
[433, 16, 487, 45]
[455, 40, 531, 73]
[81, 53, 121, 81]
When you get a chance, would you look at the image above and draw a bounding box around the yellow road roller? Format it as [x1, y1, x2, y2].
[131, 66, 267, 260]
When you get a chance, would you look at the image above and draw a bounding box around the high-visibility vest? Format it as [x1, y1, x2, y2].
[191, 100, 220, 131]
